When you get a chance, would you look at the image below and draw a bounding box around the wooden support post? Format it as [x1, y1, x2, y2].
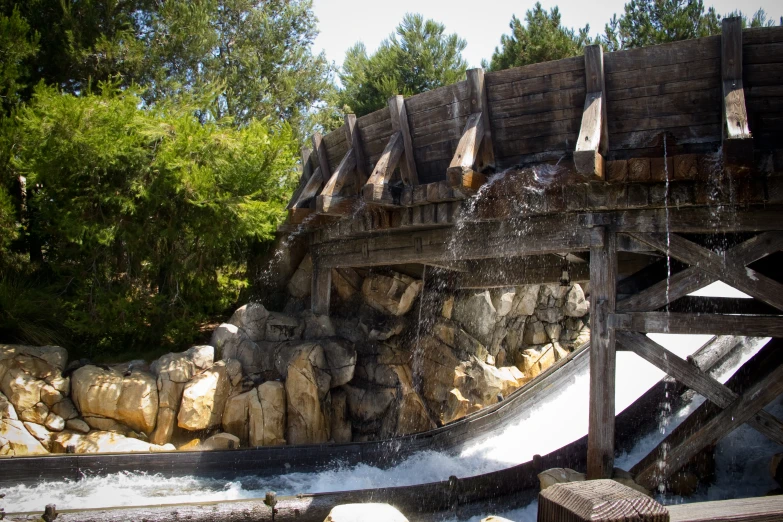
[316, 148, 357, 215]
[538, 480, 668, 522]
[344, 114, 367, 191]
[466, 68, 494, 171]
[587, 227, 617, 479]
[311, 260, 331, 316]
[362, 131, 404, 207]
[312, 131, 331, 180]
[447, 113, 486, 196]
[388, 95, 419, 186]
[721, 16, 753, 172]
[575, 45, 608, 179]
[286, 147, 314, 210]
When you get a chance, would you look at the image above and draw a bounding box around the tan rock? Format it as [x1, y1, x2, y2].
[225, 358, 244, 388]
[329, 388, 352, 443]
[416, 336, 461, 414]
[228, 303, 270, 342]
[65, 418, 90, 434]
[265, 313, 304, 342]
[322, 339, 356, 387]
[553, 342, 569, 361]
[332, 266, 363, 301]
[19, 401, 49, 424]
[24, 421, 53, 449]
[303, 312, 337, 340]
[538, 467, 586, 490]
[51, 430, 170, 454]
[466, 358, 520, 404]
[47, 375, 70, 395]
[490, 288, 516, 317]
[565, 284, 589, 317]
[522, 319, 548, 345]
[274, 342, 331, 397]
[362, 272, 423, 316]
[45, 412, 65, 432]
[287, 253, 312, 298]
[325, 503, 408, 522]
[51, 397, 78, 420]
[71, 365, 158, 435]
[178, 438, 202, 451]
[82, 416, 130, 434]
[0, 344, 68, 379]
[0, 418, 48, 455]
[481, 517, 515, 522]
[40, 384, 64, 407]
[222, 390, 253, 443]
[1, 365, 44, 413]
[344, 384, 396, 423]
[441, 295, 454, 319]
[0, 391, 18, 420]
[441, 388, 469, 424]
[509, 285, 540, 317]
[516, 344, 556, 380]
[389, 365, 436, 436]
[151, 345, 214, 383]
[212, 323, 271, 375]
[149, 407, 177, 446]
[249, 381, 286, 446]
[286, 348, 330, 445]
[201, 432, 240, 450]
[178, 361, 230, 431]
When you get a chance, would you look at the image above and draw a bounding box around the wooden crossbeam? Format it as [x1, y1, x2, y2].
[447, 112, 486, 196]
[456, 255, 590, 289]
[362, 131, 404, 207]
[633, 358, 783, 490]
[587, 227, 617, 479]
[574, 45, 607, 179]
[612, 312, 783, 336]
[721, 17, 753, 172]
[628, 232, 783, 312]
[608, 207, 783, 234]
[388, 95, 418, 186]
[616, 331, 783, 446]
[617, 232, 783, 312]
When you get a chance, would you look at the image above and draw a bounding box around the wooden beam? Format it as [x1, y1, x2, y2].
[587, 227, 617, 480]
[288, 165, 324, 223]
[633, 359, 783, 490]
[344, 114, 368, 191]
[617, 232, 783, 312]
[316, 147, 357, 215]
[721, 17, 753, 172]
[612, 312, 783, 336]
[362, 131, 404, 207]
[286, 147, 314, 210]
[629, 232, 783, 313]
[388, 95, 419, 186]
[607, 206, 783, 234]
[447, 112, 486, 196]
[616, 331, 783, 446]
[668, 496, 783, 522]
[574, 45, 607, 179]
[539, 480, 667, 522]
[311, 260, 331, 316]
[466, 68, 495, 171]
[457, 256, 590, 289]
[312, 132, 331, 180]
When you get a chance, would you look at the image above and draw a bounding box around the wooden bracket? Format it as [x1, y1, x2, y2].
[575, 45, 608, 179]
[362, 131, 404, 207]
[466, 68, 495, 171]
[447, 112, 486, 196]
[721, 16, 753, 173]
[317, 114, 367, 216]
[388, 95, 419, 186]
[286, 147, 314, 210]
[344, 114, 368, 191]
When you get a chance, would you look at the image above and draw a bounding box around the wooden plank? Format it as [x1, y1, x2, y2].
[722, 17, 753, 172]
[485, 55, 584, 87]
[610, 206, 783, 233]
[745, 63, 783, 87]
[607, 89, 721, 120]
[574, 46, 606, 179]
[488, 68, 585, 102]
[457, 257, 590, 288]
[744, 42, 783, 65]
[489, 86, 586, 120]
[603, 35, 720, 73]
[491, 107, 582, 130]
[448, 112, 485, 175]
[388, 95, 419, 186]
[609, 77, 718, 102]
[412, 120, 466, 147]
[617, 232, 783, 312]
[628, 232, 783, 312]
[608, 112, 720, 134]
[493, 117, 582, 142]
[587, 227, 617, 480]
[605, 57, 719, 92]
[633, 359, 783, 490]
[414, 138, 462, 164]
[612, 312, 783, 337]
[291, 166, 324, 209]
[362, 131, 404, 206]
[312, 132, 331, 178]
[311, 261, 331, 316]
[407, 99, 472, 129]
[404, 81, 470, 114]
[742, 25, 783, 45]
[611, 124, 721, 150]
[669, 496, 783, 522]
[539, 480, 667, 522]
[494, 133, 575, 158]
[345, 114, 367, 191]
[467, 68, 495, 171]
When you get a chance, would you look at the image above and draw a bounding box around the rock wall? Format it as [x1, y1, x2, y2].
[0, 258, 591, 456]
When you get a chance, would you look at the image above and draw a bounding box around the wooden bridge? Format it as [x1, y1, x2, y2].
[281, 18, 783, 490]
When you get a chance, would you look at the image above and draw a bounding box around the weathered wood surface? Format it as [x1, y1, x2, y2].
[311, 261, 331, 315]
[587, 227, 617, 479]
[538, 480, 668, 522]
[668, 496, 783, 522]
[317, 147, 357, 215]
[362, 131, 404, 206]
[344, 114, 367, 190]
[612, 312, 783, 337]
[466, 68, 495, 171]
[575, 45, 608, 179]
[456, 256, 590, 288]
[722, 17, 754, 171]
[616, 331, 783, 445]
[388, 95, 419, 186]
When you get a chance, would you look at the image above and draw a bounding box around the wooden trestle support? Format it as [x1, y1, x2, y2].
[278, 18, 783, 489]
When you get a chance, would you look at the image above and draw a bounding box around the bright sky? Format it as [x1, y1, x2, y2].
[312, 0, 783, 70]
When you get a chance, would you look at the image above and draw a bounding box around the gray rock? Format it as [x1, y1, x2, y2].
[228, 303, 270, 342]
[564, 284, 590, 317]
[509, 284, 540, 317]
[286, 253, 312, 299]
[523, 320, 548, 345]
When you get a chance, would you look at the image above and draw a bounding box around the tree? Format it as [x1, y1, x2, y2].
[338, 13, 468, 116]
[601, 0, 721, 51]
[485, 3, 591, 71]
[0, 6, 39, 114]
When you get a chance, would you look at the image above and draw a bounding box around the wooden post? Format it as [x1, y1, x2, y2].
[587, 227, 617, 479]
[721, 16, 753, 172]
[388, 95, 419, 186]
[311, 259, 331, 316]
[344, 114, 368, 191]
[466, 68, 495, 171]
[538, 480, 668, 521]
[575, 45, 608, 179]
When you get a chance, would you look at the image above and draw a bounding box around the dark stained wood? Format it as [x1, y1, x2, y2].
[467, 68, 495, 171]
[388, 95, 419, 186]
[485, 55, 584, 87]
[633, 358, 783, 490]
[362, 131, 404, 207]
[317, 148, 357, 215]
[575, 45, 606, 178]
[668, 496, 783, 522]
[612, 312, 783, 337]
[489, 86, 586, 120]
[344, 114, 367, 191]
[538, 480, 668, 522]
[722, 17, 754, 172]
[587, 227, 617, 479]
[312, 132, 331, 178]
[604, 35, 720, 73]
[610, 207, 783, 233]
[404, 80, 469, 114]
[286, 147, 314, 210]
[448, 112, 485, 178]
[311, 261, 331, 315]
[457, 257, 590, 288]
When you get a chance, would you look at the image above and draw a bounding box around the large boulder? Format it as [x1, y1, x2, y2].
[249, 381, 286, 446]
[329, 388, 352, 443]
[325, 504, 409, 522]
[0, 344, 68, 380]
[564, 284, 589, 317]
[451, 291, 498, 345]
[516, 344, 557, 381]
[177, 361, 230, 431]
[212, 324, 274, 377]
[51, 430, 174, 454]
[0, 365, 45, 417]
[0, 391, 18, 420]
[0, 418, 48, 455]
[229, 303, 271, 342]
[275, 342, 331, 397]
[222, 390, 253, 444]
[71, 365, 158, 435]
[361, 272, 423, 316]
[344, 384, 396, 423]
[321, 340, 356, 388]
[509, 285, 540, 317]
[285, 348, 330, 445]
[332, 267, 363, 301]
[387, 365, 435, 436]
[415, 336, 462, 415]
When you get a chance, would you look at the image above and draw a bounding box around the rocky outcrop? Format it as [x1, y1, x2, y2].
[362, 273, 423, 316]
[51, 430, 174, 454]
[285, 347, 330, 445]
[249, 381, 286, 446]
[0, 418, 48, 455]
[178, 361, 230, 431]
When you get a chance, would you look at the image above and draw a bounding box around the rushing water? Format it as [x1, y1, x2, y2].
[4, 317, 773, 517]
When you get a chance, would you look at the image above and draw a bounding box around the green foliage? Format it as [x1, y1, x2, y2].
[6, 84, 297, 356]
[338, 13, 468, 116]
[601, 0, 721, 51]
[0, 5, 39, 113]
[485, 3, 591, 71]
